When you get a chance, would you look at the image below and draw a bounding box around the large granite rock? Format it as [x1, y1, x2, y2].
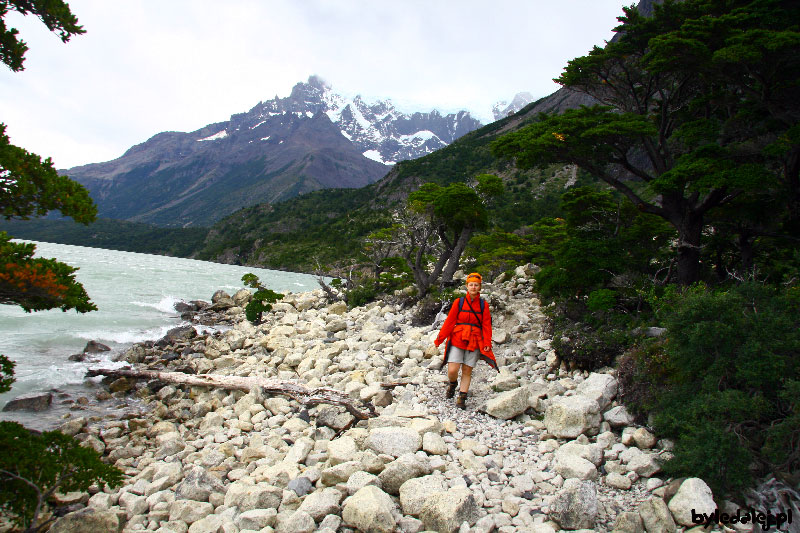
[160, 325, 197, 344]
[549, 479, 598, 530]
[544, 395, 602, 438]
[639, 497, 677, 533]
[232, 288, 252, 307]
[237, 508, 277, 530]
[553, 450, 598, 480]
[296, 487, 342, 521]
[419, 487, 480, 533]
[168, 500, 214, 524]
[2, 392, 52, 411]
[378, 453, 431, 495]
[224, 481, 281, 511]
[327, 435, 359, 465]
[48, 507, 120, 533]
[484, 386, 529, 420]
[342, 486, 396, 533]
[174, 466, 225, 502]
[275, 510, 315, 533]
[575, 372, 618, 410]
[667, 477, 716, 526]
[211, 290, 235, 309]
[365, 426, 422, 457]
[399, 475, 446, 516]
[603, 405, 635, 427]
[612, 511, 644, 533]
[83, 340, 111, 353]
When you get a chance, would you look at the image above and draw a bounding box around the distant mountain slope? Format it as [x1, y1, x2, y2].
[196, 104, 574, 270]
[64, 77, 484, 227]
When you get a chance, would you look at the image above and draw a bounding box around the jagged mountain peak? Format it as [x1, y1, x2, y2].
[238, 76, 483, 165]
[492, 91, 536, 120]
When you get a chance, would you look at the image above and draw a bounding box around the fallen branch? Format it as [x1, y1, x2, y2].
[86, 368, 376, 420]
[380, 381, 411, 389]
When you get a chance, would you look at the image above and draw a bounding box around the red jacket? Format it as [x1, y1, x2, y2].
[435, 293, 498, 370]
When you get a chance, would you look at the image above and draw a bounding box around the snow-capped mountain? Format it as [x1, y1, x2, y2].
[63, 77, 484, 227]
[492, 92, 535, 121]
[241, 75, 482, 164]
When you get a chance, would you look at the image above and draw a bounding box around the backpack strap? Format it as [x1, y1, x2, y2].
[457, 296, 484, 326]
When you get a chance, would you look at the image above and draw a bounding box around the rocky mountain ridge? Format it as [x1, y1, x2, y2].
[63, 77, 490, 227]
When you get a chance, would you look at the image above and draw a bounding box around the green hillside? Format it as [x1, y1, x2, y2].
[195, 98, 579, 271]
[0, 218, 208, 258]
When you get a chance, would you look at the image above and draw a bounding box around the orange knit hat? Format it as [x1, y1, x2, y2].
[466, 272, 482, 285]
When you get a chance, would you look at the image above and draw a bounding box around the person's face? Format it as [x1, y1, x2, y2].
[467, 281, 481, 296]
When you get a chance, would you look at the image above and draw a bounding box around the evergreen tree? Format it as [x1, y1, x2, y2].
[493, 0, 800, 285]
[0, 1, 96, 314]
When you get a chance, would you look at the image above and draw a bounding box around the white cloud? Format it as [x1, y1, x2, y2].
[0, 0, 624, 169]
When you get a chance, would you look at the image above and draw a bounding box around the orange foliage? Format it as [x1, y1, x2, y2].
[0, 262, 68, 299]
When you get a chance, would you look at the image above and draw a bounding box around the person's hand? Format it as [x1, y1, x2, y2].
[484, 346, 491, 352]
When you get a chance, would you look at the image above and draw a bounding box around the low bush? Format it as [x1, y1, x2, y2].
[639, 283, 800, 496]
[0, 421, 123, 532]
[552, 320, 628, 371]
[241, 273, 283, 324]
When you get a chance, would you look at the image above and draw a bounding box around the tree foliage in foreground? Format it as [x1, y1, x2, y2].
[0, 0, 84, 73]
[0, 6, 115, 532]
[0, 231, 95, 312]
[0, 0, 96, 315]
[0, 421, 123, 533]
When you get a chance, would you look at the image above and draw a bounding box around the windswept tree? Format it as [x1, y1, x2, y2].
[493, 0, 800, 285]
[378, 174, 503, 296]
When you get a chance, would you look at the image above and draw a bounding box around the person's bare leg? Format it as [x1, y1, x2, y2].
[447, 362, 461, 383]
[460, 365, 473, 393]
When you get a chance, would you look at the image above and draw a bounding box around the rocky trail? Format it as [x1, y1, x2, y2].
[21, 266, 769, 533]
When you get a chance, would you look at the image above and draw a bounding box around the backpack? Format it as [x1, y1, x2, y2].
[451, 296, 485, 327]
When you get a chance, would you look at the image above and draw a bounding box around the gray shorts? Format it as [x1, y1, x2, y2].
[448, 346, 479, 368]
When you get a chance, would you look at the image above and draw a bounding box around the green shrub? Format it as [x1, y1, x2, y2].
[586, 289, 616, 311]
[617, 341, 671, 418]
[241, 274, 283, 324]
[0, 421, 123, 532]
[0, 355, 14, 393]
[345, 281, 378, 309]
[551, 320, 628, 371]
[646, 282, 800, 496]
[661, 424, 754, 496]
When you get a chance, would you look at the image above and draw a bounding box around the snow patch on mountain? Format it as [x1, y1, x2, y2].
[198, 130, 228, 142]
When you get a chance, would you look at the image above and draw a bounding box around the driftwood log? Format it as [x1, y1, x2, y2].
[86, 368, 376, 420]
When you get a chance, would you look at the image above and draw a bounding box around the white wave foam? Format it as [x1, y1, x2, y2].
[74, 322, 182, 345]
[131, 295, 182, 314]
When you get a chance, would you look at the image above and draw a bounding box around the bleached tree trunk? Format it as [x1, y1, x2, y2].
[87, 368, 376, 420]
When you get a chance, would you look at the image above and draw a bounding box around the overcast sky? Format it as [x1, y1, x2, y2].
[0, 1, 627, 170]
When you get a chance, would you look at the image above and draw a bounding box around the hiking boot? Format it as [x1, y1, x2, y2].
[446, 381, 458, 399]
[456, 391, 468, 409]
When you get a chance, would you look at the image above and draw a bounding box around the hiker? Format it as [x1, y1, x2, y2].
[434, 272, 498, 409]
